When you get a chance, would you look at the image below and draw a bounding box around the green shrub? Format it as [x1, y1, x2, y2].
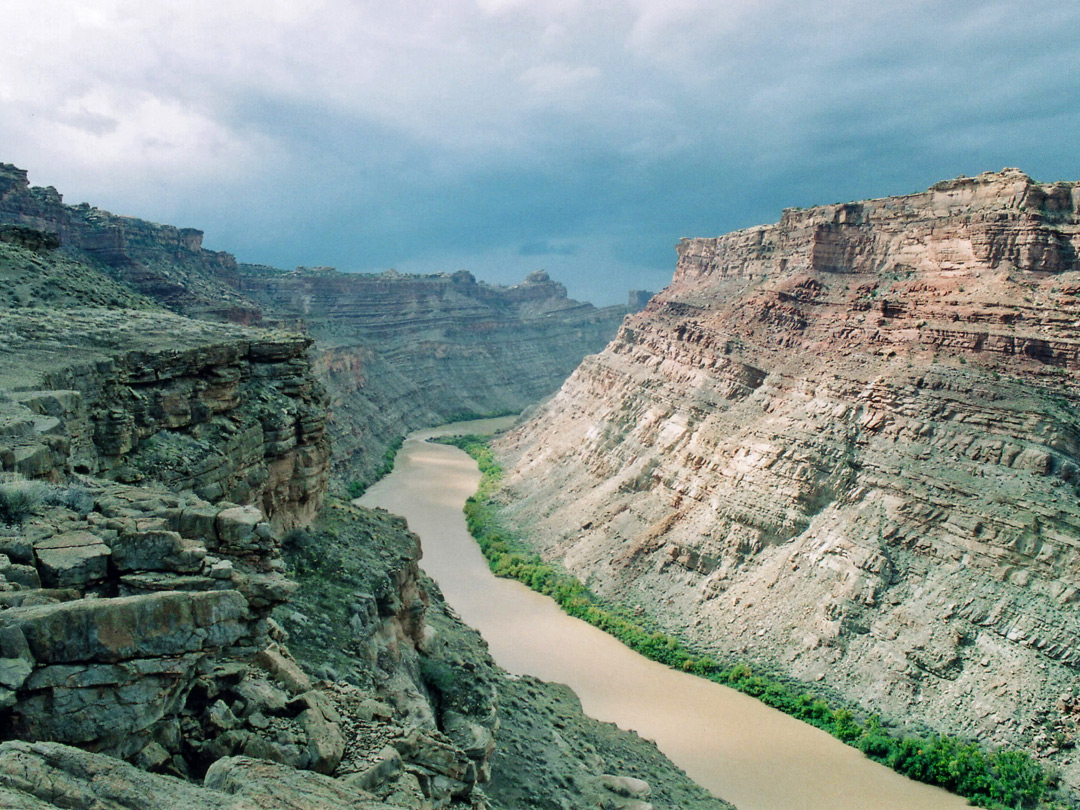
[418, 656, 457, 696]
[41, 484, 94, 516]
[0, 480, 46, 525]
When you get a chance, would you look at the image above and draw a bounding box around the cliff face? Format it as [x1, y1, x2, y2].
[495, 170, 1080, 779]
[239, 268, 627, 487]
[1, 162, 627, 490]
[0, 310, 330, 532]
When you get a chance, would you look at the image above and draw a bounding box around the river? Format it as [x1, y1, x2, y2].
[359, 417, 968, 810]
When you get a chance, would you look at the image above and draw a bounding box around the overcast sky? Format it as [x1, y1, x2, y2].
[2, 1, 1078, 304]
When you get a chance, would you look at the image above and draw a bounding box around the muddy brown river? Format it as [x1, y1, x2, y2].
[360, 418, 968, 810]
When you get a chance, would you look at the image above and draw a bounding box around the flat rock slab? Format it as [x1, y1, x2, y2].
[205, 755, 398, 809]
[0, 741, 257, 810]
[33, 532, 109, 589]
[0, 590, 249, 664]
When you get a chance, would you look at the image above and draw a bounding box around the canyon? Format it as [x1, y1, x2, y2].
[3, 157, 1078, 808]
[0, 163, 708, 810]
[493, 169, 1080, 793]
[0, 160, 628, 492]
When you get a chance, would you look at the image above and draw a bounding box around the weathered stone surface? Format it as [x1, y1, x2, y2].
[15, 655, 204, 745]
[110, 529, 206, 573]
[0, 309, 330, 533]
[33, 532, 109, 589]
[2, 590, 249, 664]
[204, 755, 396, 809]
[216, 506, 271, 552]
[342, 745, 403, 791]
[0, 626, 33, 690]
[256, 645, 313, 695]
[601, 774, 652, 799]
[0, 741, 256, 810]
[298, 705, 345, 774]
[496, 169, 1080, 788]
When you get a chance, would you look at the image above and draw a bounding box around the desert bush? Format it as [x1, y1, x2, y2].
[41, 484, 94, 516]
[0, 480, 47, 525]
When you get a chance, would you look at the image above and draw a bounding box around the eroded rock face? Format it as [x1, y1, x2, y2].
[0, 741, 398, 810]
[0, 483, 294, 760]
[0, 310, 330, 531]
[0, 163, 259, 321]
[496, 170, 1080, 783]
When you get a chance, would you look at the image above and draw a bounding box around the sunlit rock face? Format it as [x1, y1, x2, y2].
[495, 169, 1080, 784]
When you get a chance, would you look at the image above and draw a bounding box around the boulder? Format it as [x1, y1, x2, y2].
[1, 590, 249, 664]
[204, 755, 395, 809]
[255, 645, 312, 694]
[110, 530, 206, 573]
[33, 532, 109, 589]
[600, 774, 652, 799]
[0, 741, 256, 810]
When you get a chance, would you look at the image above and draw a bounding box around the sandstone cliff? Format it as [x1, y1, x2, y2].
[0, 309, 330, 531]
[0, 164, 260, 322]
[494, 169, 1080, 786]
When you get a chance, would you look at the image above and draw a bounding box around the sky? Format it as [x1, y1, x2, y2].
[2, 1, 1079, 305]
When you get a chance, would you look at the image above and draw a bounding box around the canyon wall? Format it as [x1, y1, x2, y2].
[1, 163, 627, 489]
[238, 267, 627, 487]
[0, 309, 330, 532]
[0, 164, 259, 321]
[494, 169, 1080, 784]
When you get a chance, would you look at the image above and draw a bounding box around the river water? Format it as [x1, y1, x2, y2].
[360, 417, 967, 810]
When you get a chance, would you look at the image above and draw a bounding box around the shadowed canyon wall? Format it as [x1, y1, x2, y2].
[237, 267, 627, 486]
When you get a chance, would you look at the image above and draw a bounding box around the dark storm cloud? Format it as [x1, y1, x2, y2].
[1, 0, 1078, 303]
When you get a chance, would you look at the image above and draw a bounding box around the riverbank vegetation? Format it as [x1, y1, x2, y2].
[347, 436, 404, 498]
[436, 434, 1066, 810]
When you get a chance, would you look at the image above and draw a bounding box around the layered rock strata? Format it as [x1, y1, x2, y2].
[0, 163, 259, 321]
[1, 164, 627, 492]
[0, 481, 303, 762]
[495, 170, 1080, 785]
[0, 309, 329, 530]
[239, 267, 627, 487]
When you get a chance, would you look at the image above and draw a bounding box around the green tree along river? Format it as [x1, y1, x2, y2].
[359, 417, 1004, 810]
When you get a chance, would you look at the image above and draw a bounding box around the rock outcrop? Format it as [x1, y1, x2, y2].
[0, 741, 398, 809]
[494, 170, 1080, 786]
[0, 309, 330, 531]
[0, 479, 313, 765]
